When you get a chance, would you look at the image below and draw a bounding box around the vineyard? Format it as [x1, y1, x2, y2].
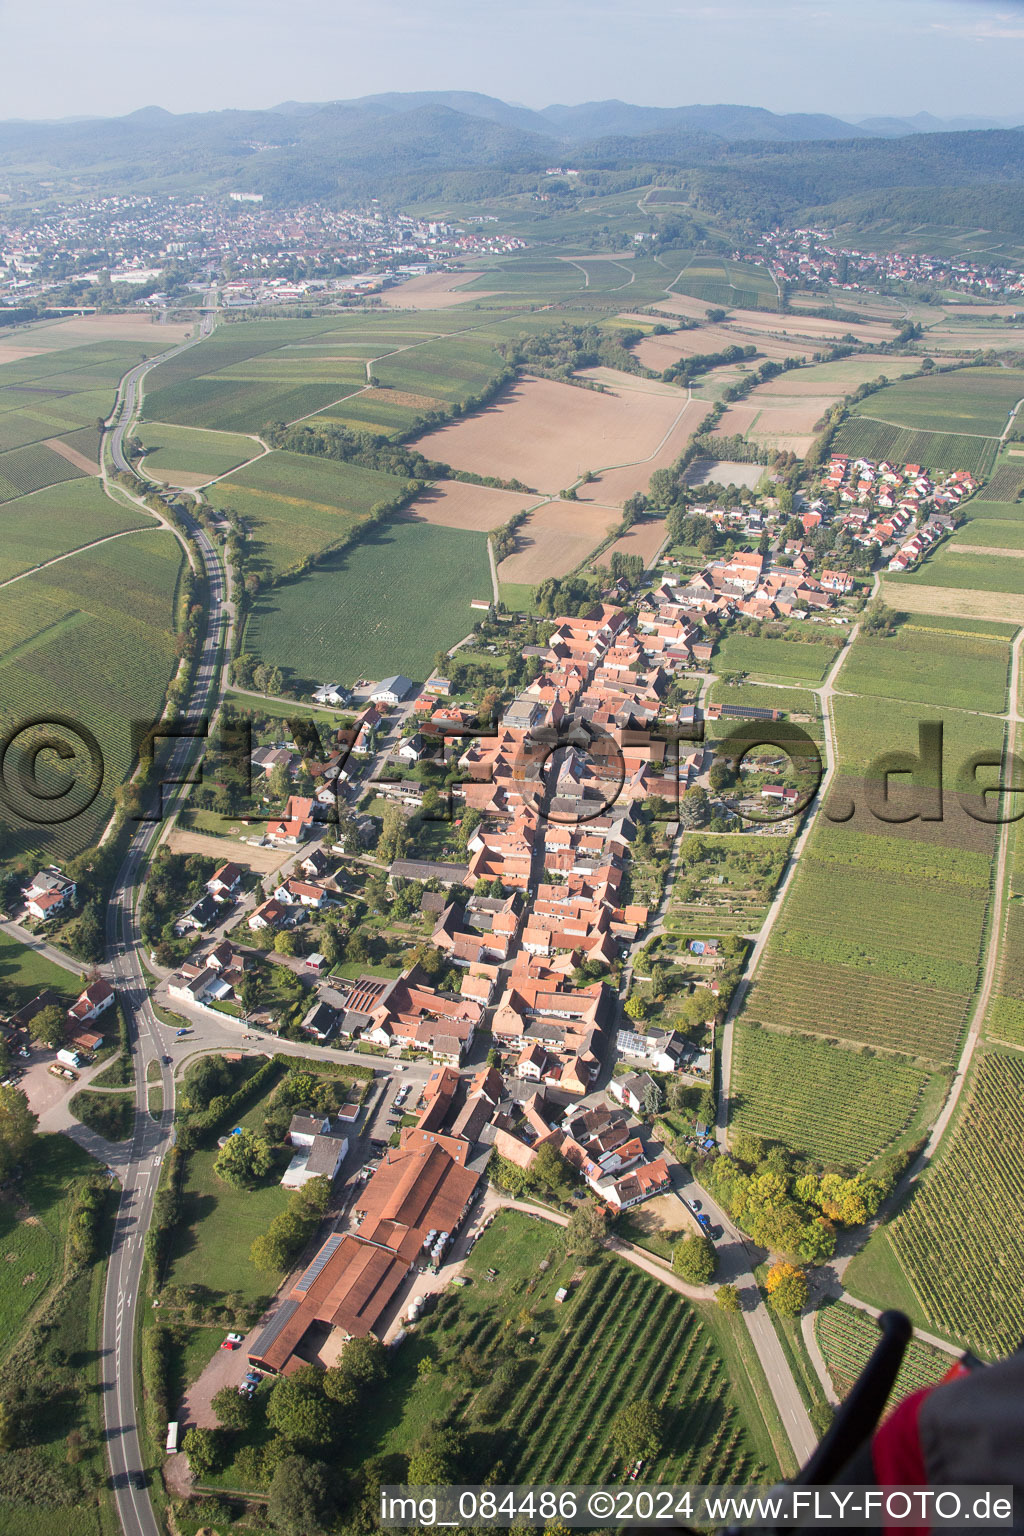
[832, 417, 996, 479]
[815, 1303, 950, 1406]
[713, 633, 840, 683]
[730, 1026, 930, 1168]
[972, 466, 1024, 502]
[674, 258, 779, 312]
[888, 547, 1024, 595]
[0, 441, 87, 502]
[849, 367, 1024, 436]
[437, 1215, 770, 1485]
[839, 623, 1010, 713]
[887, 1053, 1024, 1357]
[743, 825, 989, 1065]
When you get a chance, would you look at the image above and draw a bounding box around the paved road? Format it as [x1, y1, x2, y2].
[96, 311, 229, 1536]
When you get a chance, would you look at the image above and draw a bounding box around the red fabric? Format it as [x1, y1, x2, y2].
[872, 1386, 932, 1536]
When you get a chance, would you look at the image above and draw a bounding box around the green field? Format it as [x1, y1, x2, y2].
[371, 335, 505, 403]
[731, 1026, 930, 1168]
[674, 256, 779, 311]
[0, 529, 183, 863]
[888, 546, 1024, 593]
[312, 393, 427, 436]
[138, 421, 259, 479]
[832, 417, 995, 478]
[0, 477, 151, 583]
[886, 1052, 1024, 1358]
[850, 367, 1024, 435]
[0, 340, 157, 458]
[245, 518, 492, 688]
[951, 518, 1024, 549]
[838, 618, 1010, 712]
[713, 633, 840, 683]
[207, 450, 413, 578]
[815, 1302, 950, 1406]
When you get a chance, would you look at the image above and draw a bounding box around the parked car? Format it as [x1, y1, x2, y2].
[220, 1338, 239, 1351]
[225, 1332, 244, 1345]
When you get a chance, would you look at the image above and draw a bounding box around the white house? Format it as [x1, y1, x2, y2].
[281, 1130, 348, 1189]
[24, 868, 76, 920]
[67, 979, 116, 1028]
[312, 683, 350, 706]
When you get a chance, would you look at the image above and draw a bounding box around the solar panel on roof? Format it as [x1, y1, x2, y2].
[249, 1297, 299, 1356]
[294, 1232, 345, 1293]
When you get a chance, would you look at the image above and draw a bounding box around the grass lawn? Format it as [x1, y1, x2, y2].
[166, 1075, 295, 1304]
[244, 519, 492, 690]
[69, 1089, 135, 1142]
[0, 929, 78, 1009]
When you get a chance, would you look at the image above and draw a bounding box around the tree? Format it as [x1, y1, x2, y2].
[611, 1399, 663, 1464]
[268, 1455, 334, 1536]
[238, 969, 265, 1017]
[716, 1283, 741, 1313]
[799, 1217, 837, 1267]
[268, 762, 290, 803]
[182, 1426, 221, 1478]
[623, 993, 646, 1022]
[563, 1200, 606, 1264]
[29, 1003, 66, 1049]
[214, 1128, 273, 1188]
[673, 1234, 717, 1284]
[765, 1261, 809, 1317]
[266, 1367, 334, 1449]
[486, 1047, 501, 1069]
[0, 1400, 14, 1451]
[324, 1336, 386, 1409]
[212, 1384, 254, 1431]
[0, 1085, 36, 1180]
[376, 802, 408, 865]
[530, 1140, 566, 1195]
[641, 1078, 664, 1117]
[274, 929, 297, 957]
[408, 1427, 463, 1484]
[183, 1052, 232, 1110]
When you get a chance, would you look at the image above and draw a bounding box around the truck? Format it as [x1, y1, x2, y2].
[56, 1048, 81, 1069]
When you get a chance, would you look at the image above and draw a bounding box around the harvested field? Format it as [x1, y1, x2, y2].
[497, 500, 619, 584]
[646, 293, 716, 321]
[403, 478, 542, 532]
[413, 374, 696, 495]
[42, 436, 99, 475]
[713, 404, 760, 437]
[379, 271, 497, 307]
[165, 829, 290, 873]
[599, 517, 668, 567]
[576, 395, 708, 507]
[879, 581, 1024, 623]
[749, 398, 835, 436]
[724, 309, 893, 345]
[17, 313, 193, 352]
[632, 326, 760, 370]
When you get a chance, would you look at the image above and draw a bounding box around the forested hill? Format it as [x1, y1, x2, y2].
[1, 93, 1024, 233]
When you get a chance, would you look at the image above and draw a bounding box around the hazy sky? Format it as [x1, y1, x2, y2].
[3, 0, 1024, 122]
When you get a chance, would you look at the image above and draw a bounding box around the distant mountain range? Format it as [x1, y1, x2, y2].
[262, 93, 1023, 144]
[2, 91, 1024, 233]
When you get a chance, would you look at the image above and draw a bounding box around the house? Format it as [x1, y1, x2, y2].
[249, 898, 286, 931]
[289, 1113, 331, 1147]
[603, 1157, 671, 1209]
[607, 1071, 656, 1115]
[281, 1129, 349, 1189]
[266, 796, 315, 846]
[615, 1024, 688, 1073]
[299, 847, 329, 880]
[207, 862, 243, 900]
[761, 783, 799, 806]
[274, 878, 330, 910]
[67, 979, 115, 1028]
[300, 1000, 337, 1041]
[370, 675, 415, 705]
[168, 966, 227, 1005]
[175, 894, 219, 934]
[397, 734, 428, 764]
[24, 868, 76, 920]
[312, 683, 351, 706]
